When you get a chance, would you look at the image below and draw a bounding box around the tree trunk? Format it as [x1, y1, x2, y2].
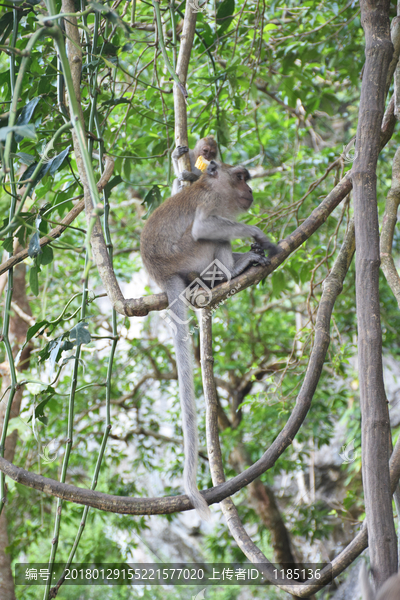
[353, 0, 397, 588]
[0, 262, 33, 599]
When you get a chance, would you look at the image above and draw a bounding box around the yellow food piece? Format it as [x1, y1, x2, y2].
[195, 156, 210, 172]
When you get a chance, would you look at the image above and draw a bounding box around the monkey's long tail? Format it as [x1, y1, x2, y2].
[165, 278, 211, 521]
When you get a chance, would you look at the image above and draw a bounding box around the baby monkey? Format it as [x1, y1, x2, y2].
[171, 136, 218, 195]
[141, 160, 278, 519]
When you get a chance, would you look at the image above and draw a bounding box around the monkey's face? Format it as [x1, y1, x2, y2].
[205, 161, 253, 211]
[233, 167, 253, 210]
[199, 143, 217, 160]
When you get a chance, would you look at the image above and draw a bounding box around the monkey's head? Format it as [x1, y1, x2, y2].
[194, 136, 218, 161]
[205, 161, 253, 211]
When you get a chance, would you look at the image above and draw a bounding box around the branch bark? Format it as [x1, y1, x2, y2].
[173, 3, 197, 181]
[352, 0, 397, 586]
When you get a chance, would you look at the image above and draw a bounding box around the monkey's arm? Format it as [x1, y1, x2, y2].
[192, 210, 278, 256]
[178, 149, 201, 182]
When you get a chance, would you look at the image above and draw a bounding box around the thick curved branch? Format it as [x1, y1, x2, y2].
[4, 219, 400, 586]
[0, 220, 356, 515]
[2, 430, 400, 595]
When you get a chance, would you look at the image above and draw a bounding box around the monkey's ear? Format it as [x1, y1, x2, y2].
[206, 160, 218, 177]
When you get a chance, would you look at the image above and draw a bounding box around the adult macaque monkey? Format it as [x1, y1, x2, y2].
[141, 161, 278, 519]
[359, 563, 400, 600]
[171, 136, 218, 195]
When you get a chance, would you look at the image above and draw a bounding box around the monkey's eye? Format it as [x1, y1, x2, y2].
[237, 174, 243, 181]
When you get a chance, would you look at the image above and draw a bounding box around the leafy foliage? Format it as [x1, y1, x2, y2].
[0, 0, 399, 598]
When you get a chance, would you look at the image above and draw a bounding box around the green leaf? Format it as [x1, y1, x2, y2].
[29, 265, 40, 296]
[0, 124, 36, 142]
[26, 320, 49, 343]
[0, 12, 13, 46]
[19, 161, 48, 191]
[41, 245, 54, 265]
[271, 271, 286, 297]
[16, 152, 36, 166]
[216, 0, 234, 19]
[216, 0, 235, 35]
[15, 98, 40, 142]
[142, 185, 162, 219]
[1, 237, 14, 253]
[19, 147, 69, 194]
[49, 336, 63, 373]
[26, 388, 56, 423]
[70, 321, 92, 346]
[48, 146, 70, 175]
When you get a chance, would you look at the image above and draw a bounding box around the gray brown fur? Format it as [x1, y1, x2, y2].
[141, 161, 277, 519]
[359, 563, 400, 600]
[171, 136, 218, 196]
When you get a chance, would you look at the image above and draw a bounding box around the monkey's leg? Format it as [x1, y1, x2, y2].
[214, 245, 269, 279]
[231, 251, 270, 277]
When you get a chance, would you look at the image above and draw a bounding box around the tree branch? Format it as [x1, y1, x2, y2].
[173, 3, 197, 182]
[381, 145, 400, 305]
[0, 157, 114, 277]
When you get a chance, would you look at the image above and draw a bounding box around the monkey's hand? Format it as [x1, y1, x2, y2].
[172, 146, 189, 160]
[250, 242, 266, 256]
[250, 242, 271, 267]
[178, 170, 200, 183]
[251, 232, 279, 258]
